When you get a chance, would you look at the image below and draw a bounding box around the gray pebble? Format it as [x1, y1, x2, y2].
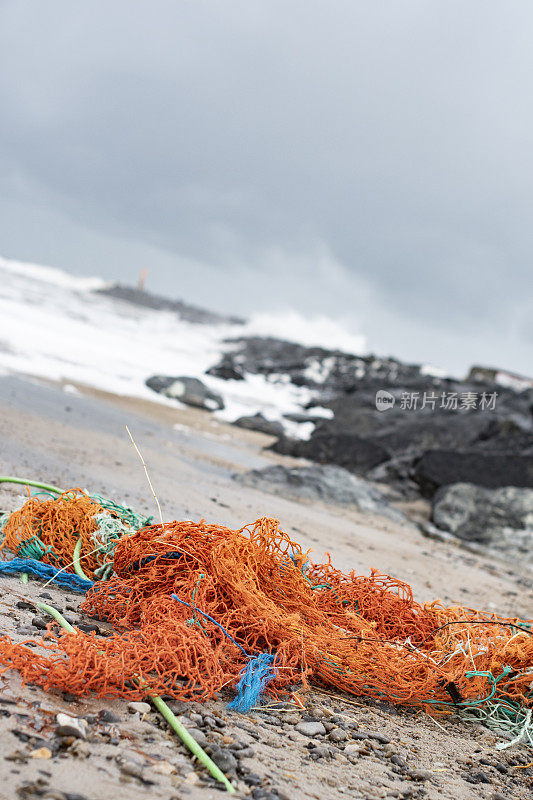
[408, 769, 433, 781]
[295, 721, 326, 737]
[188, 728, 208, 747]
[210, 748, 238, 774]
[99, 709, 120, 723]
[329, 727, 348, 742]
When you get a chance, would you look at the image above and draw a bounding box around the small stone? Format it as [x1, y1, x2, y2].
[31, 616, 49, 630]
[55, 713, 88, 739]
[408, 769, 433, 781]
[152, 760, 176, 775]
[329, 727, 348, 742]
[99, 709, 120, 723]
[30, 747, 52, 759]
[210, 748, 238, 774]
[16, 600, 35, 610]
[238, 746, 255, 758]
[189, 712, 203, 725]
[185, 771, 200, 785]
[127, 701, 151, 715]
[491, 793, 509, 800]
[465, 770, 491, 784]
[295, 721, 326, 737]
[352, 730, 390, 744]
[344, 744, 361, 756]
[188, 728, 208, 747]
[283, 714, 300, 725]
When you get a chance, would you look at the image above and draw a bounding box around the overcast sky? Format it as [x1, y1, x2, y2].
[1, 1, 532, 377]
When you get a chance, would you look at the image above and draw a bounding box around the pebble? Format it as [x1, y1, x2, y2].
[30, 747, 52, 759]
[151, 760, 176, 775]
[210, 748, 238, 774]
[55, 713, 88, 739]
[465, 770, 491, 784]
[185, 771, 200, 785]
[329, 727, 348, 742]
[352, 730, 390, 744]
[127, 701, 151, 715]
[344, 744, 362, 756]
[188, 728, 208, 747]
[99, 709, 120, 723]
[31, 616, 49, 630]
[408, 769, 433, 781]
[295, 721, 326, 737]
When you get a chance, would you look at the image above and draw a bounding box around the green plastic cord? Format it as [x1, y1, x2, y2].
[0, 477, 64, 494]
[73, 538, 89, 581]
[68, 547, 236, 793]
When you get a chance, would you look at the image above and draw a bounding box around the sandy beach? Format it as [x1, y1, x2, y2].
[0, 374, 531, 800]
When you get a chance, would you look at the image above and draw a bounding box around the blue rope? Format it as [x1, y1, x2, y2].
[227, 653, 277, 713]
[171, 594, 277, 712]
[171, 594, 248, 655]
[0, 558, 94, 593]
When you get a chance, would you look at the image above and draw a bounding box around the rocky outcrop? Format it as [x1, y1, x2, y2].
[413, 451, 533, 496]
[235, 464, 409, 524]
[431, 482, 533, 561]
[146, 376, 224, 411]
[98, 284, 244, 325]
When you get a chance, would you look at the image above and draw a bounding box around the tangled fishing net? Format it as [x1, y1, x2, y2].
[0, 501, 531, 736]
[0, 489, 152, 580]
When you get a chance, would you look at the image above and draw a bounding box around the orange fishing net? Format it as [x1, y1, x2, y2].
[2, 490, 115, 580]
[0, 513, 531, 713]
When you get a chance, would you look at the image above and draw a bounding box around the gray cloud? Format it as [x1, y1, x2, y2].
[0, 0, 532, 376]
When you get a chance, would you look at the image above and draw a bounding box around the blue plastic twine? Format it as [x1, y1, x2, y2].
[0, 558, 94, 593]
[172, 594, 277, 712]
[227, 653, 277, 713]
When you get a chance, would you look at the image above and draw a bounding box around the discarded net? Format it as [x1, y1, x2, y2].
[0, 511, 531, 721]
[0, 489, 151, 580]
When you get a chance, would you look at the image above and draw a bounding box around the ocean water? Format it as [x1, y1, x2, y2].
[0, 255, 364, 437]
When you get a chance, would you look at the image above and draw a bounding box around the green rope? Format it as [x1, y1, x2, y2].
[0, 477, 63, 493]
[38, 570, 236, 794]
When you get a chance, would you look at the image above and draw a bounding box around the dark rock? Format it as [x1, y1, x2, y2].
[16, 601, 34, 610]
[31, 616, 48, 630]
[209, 747, 238, 774]
[146, 376, 224, 411]
[273, 432, 390, 473]
[98, 709, 120, 723]
[97, 284, 244, 325]
[233, 413, 284, 437]
[464, 770, 491, 784]
[414, 450, 533, 496]
[432, 483, 533, 551]
[206, 355, 245, 381]
[234, 464, 408, 523]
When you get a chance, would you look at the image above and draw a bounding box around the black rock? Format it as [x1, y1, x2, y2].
[146, 376, 224, 411]
[233, 413, 284, 437]
[209, 747, 238, 774]
[97, 284, 244, 325]
[413, 450, 533, 496]
[273, 431, 390, 473]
